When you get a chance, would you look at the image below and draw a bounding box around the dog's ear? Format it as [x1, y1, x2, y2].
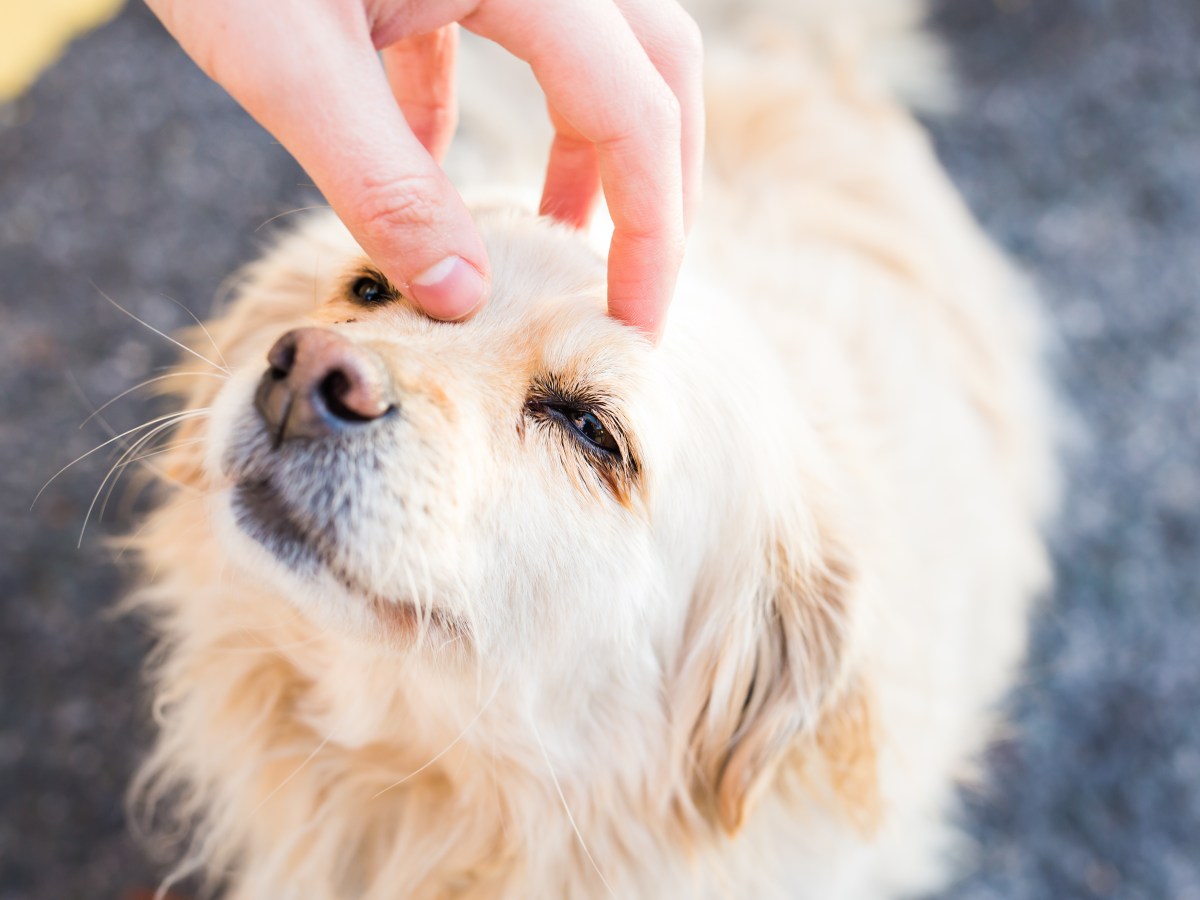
[681, 514, 877, 835]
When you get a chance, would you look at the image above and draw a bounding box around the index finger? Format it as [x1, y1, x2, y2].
[147, 0, 490, 321]
[466, 0, 686, 339]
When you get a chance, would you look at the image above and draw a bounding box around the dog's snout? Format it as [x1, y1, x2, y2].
[255, 328, 394, 443]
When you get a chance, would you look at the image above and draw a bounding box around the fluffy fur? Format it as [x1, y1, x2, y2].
[126, 1, 1055, 897]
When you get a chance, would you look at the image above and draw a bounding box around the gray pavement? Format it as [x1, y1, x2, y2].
[1, 1, 1197, 897]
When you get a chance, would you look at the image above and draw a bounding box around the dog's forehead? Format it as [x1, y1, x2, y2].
[433, 211, 650, 374]
[470, 211, 608, 331]
[310, 208, 653, 384]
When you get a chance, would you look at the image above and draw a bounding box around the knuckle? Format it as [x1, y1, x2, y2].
[622, 213, 686, 253]
[659, 225, 687, 265]
[406, 102, 459, 151]
[353, 172, 444, 241]
[646, 85, 683, 135]
[405, 99, 458, 127]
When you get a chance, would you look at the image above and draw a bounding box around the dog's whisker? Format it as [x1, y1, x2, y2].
[102, 427, 196, 480]
[372, 681, 501, 800]
[400, 561, 426, 648]
[434, 631, 468, 654]
[400, 553, 431, 649]
[33, 408, 210, 509]
[80, 371, 226, 429]
[121, 453, 206, 501]
[99, 411, 207, 484]
[155, 293, 231, 373]
[214, 634, 326, 655]
[78, 412, 210, 545]
[92, 282, 230, 374]
[68, 371, 208, 500]
[255, 204, 332, 233]
[96, 433, 197, 504]
[94, 438, 207, 528]
[531, 721, 618, 900]
[376, 535, 413, 605]
[80, 428, 204, 546]
[247, 731, 337, 820]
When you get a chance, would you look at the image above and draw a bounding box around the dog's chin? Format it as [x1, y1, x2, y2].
[230, 476, 326, 576]
[215, 481, 466, 649]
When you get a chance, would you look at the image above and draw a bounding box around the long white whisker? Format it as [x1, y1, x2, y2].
[103, 411, 209, 482]
[531, 721, 618, 900]
[157, 293, 231, 372]
[99, 431, 202, 490]
[67, 371, 206, 498]
[79, 413, 210, 545]
[92, 282, 230, 373]
[94, 438, 206, 526]
[33, 408, 209, 509]
[80, 371, 226, 429]
[82, 434, 161, 546]
[372, 681, 501, 799]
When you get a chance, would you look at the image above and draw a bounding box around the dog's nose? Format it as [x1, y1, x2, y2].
[255, 328, 394, 443]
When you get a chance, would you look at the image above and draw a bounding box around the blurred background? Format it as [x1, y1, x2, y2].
[1, 1, 1198, 897]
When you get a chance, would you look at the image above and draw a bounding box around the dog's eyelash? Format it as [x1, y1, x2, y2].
[523, 384, 643, 507]
[524, 378, 625, 452]
[348, 270, 400, 306]
[529, 399, 623, 460]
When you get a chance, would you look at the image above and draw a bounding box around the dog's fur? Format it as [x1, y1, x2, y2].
[127, 1, 1055, 897]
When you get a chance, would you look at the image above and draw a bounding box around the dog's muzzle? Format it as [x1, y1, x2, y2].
[254, 328, 394, 445]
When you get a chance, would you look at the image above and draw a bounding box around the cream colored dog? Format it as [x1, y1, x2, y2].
[128, 1, 1055, 897]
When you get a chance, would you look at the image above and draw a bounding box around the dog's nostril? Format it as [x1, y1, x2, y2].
[267, 333, 298, 379]
[316, 366, 393, 424]
[318, 369, 376, 423]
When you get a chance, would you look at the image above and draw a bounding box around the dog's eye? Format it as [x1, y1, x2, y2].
[568, 410, 619, 455]
[351, 275, 394, 305]
[531, 400, 622, 458]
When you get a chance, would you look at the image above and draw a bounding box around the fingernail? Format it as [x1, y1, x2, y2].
[409, 256, 487, 321]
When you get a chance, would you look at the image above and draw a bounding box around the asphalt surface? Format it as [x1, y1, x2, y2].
[1, 1, 1198, 898]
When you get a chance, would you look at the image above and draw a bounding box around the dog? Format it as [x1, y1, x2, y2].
[126, 0, 1056, 896]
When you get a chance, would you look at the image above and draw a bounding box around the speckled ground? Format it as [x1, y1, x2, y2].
[1, 2, 1197, 898]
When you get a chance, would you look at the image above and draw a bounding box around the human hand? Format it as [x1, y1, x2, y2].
[144, 0, 703, 341]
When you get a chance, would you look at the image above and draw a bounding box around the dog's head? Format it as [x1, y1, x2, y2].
[163, 208, 869, 835]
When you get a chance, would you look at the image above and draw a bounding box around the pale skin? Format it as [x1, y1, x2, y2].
[144, 0, 705, 341]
